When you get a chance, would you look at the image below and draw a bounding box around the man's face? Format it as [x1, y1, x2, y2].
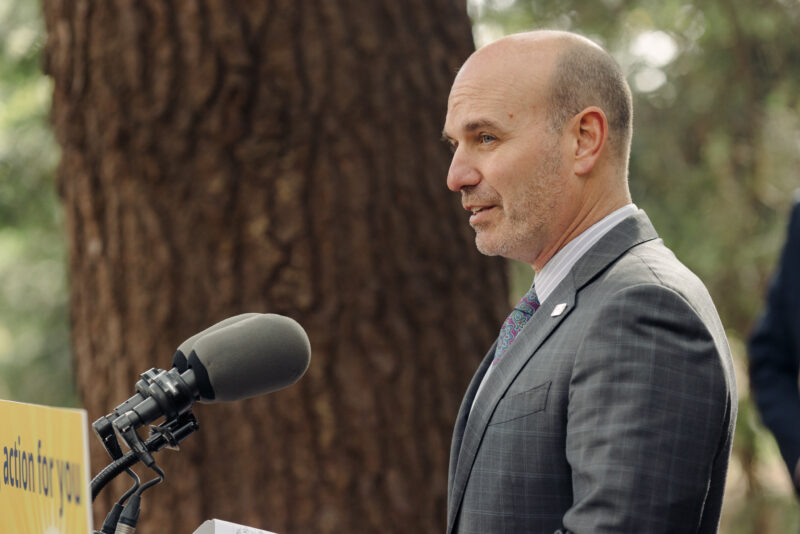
[442, 53, 569, 265]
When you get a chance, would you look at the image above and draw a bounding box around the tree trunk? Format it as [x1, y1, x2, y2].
[43, 1, 508, 533]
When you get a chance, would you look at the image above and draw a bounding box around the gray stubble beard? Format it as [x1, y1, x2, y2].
[473, 145, 564, 262]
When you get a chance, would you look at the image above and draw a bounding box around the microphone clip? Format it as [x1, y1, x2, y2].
[92, 366, 199, 461]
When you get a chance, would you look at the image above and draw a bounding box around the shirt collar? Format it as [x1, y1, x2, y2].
[533, 204, 638, 304]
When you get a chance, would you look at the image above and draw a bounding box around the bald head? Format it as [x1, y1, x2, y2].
[456, 30, 633, 170]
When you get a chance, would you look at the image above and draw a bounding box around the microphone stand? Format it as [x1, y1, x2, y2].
[91, 411, 199, 500]
[91, 411, 200, 533]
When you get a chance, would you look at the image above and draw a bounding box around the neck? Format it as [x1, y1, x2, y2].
[530, 190, 631, 273]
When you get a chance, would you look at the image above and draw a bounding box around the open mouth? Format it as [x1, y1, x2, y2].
[469, 205, 496, 223]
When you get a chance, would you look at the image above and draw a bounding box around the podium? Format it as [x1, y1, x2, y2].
[193, 518, 278, 534]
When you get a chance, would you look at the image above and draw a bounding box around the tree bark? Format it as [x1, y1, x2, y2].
[43, 1, 508, 532]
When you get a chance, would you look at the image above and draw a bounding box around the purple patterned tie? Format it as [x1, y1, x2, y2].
[492, 286, 540, 365]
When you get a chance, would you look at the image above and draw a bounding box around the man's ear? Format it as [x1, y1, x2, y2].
[569, 107, 608, 176]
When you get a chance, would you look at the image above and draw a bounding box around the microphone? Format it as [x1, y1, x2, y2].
[188, 314, 311, 402]
[171, 313, 259, 372]
[90, 313, 311, 518]
[95, 313, 311, 456]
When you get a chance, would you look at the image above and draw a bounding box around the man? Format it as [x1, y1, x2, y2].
[749, 191, 800, 492]
[442, 31, 737, 533]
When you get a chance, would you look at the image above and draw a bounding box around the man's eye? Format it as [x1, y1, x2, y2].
[480, 134, 496, 144]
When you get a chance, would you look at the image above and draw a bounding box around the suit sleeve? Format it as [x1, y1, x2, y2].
[559, 283, 732, 533]
[748, 200, 800, 488]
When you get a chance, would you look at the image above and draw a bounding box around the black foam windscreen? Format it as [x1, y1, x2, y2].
[172, 313, 259, 371]
[188, 314, 311, 402]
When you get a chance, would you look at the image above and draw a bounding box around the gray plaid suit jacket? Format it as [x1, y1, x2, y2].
[447, 211, 737, 534]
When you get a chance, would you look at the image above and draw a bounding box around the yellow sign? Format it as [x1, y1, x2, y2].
[0, 399, 92, 534]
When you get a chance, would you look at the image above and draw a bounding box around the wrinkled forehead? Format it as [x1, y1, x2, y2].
[445, 43, 556, 127]
[447, 68, 527, 115]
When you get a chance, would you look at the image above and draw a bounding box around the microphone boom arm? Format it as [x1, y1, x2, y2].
[91, 411, 199, 501]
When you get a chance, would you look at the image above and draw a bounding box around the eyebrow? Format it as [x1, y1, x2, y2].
[441, 118, 506, 141]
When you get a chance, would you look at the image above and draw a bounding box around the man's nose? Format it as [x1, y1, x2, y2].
[446, 149, 481, 192]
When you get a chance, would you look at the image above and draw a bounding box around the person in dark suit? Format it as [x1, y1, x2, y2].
[441, 30, 737, 533]
[749, 192, 800, 492]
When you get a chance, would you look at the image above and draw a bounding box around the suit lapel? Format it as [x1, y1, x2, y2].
[448, 340, 496, 497]
[446, 210, 659, 534]
[447, 279, 577, 533]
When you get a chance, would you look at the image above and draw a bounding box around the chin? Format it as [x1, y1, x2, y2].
[475, 227, 532, 261]
[475, 233, 506, 257]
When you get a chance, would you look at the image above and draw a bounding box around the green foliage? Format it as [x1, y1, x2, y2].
[470, 0, 800, 530]
[0, 0, 74, 406]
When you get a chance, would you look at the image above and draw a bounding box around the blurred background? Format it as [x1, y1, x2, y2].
[1, 0, 798, 532]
